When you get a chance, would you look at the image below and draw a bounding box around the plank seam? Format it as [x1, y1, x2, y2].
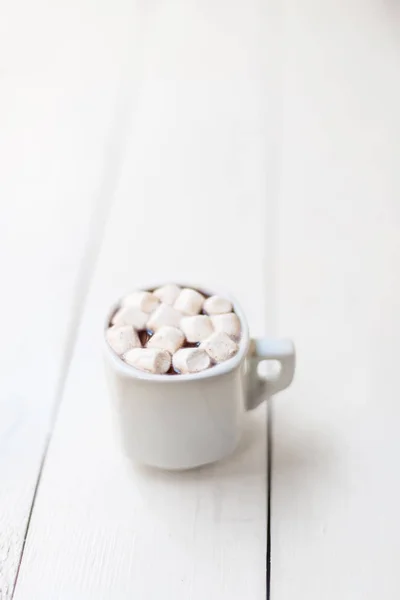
[10, 73, 137, 600]
[265, 1, 285, 596]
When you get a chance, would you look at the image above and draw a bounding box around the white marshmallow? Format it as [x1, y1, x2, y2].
[106, 325, 141, 356]
[122, 290, 160, 313]
[112, 305, 148, 329]
[147, 303, 182, 331]
[203, 295, 233, 315]
[211, 313, 241, 338]
[153, 283, 181, 306]
[180, 315, 213, 343]
[172, 348, 210, 374]
[147, 326, 185, 354]
[174, 288, 205, 315]
[124, 348, 171, 374]
[201, 331, 238, 363]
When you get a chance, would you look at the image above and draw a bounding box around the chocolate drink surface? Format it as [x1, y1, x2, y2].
[106, 285, 241, 375]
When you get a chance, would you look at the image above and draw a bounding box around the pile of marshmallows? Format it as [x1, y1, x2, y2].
[106, 284, 241, 375]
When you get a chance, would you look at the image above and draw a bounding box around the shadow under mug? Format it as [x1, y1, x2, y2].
[104, 285, 295, 470]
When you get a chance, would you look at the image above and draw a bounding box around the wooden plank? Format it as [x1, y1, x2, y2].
[12, 1, 278, 598]
[0, 2, 140, 598]
[271, 1, 400, 598]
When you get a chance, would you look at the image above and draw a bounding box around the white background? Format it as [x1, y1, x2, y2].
[0, 1, 399, 598]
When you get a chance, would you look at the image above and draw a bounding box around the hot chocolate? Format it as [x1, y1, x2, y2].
[106, 284, 241, 375]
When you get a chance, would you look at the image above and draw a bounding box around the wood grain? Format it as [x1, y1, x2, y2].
[0, 2, 141, 598]
[12, 1, 275, 598]
[271, 1, 400, 598]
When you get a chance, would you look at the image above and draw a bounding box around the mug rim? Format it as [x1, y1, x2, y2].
[103, 282, 250, 382]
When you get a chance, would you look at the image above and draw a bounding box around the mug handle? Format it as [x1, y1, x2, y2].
[246, 338, 295, 410]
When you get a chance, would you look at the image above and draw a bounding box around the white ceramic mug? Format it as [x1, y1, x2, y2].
[104, 285, 295, 470]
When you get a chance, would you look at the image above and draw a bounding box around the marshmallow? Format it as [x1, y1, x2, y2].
[147, 303, 182, 331]
[147, 326, 185, 354]
[172, 348, 211, 374]
[203, 295, 233, 315]
[180, 315, 213, 343]
[174, 288, 205, 316]
[124, 348, 171, 374]
[112, 305, 148, 330]
[211, 313, 241, 339]
[106, 325, 141, 356]
[122, 290, 160, 313]
[201, 331, 238, 363]
[153, 283, 181, 306]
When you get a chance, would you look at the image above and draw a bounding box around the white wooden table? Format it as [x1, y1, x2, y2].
[1, 1, 399, 598]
